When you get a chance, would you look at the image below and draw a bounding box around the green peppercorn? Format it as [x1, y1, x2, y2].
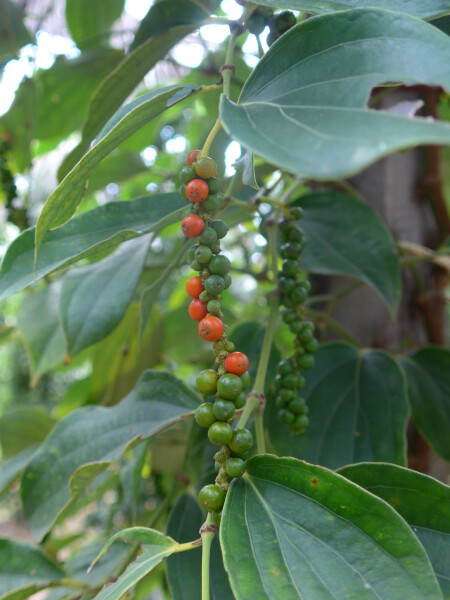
[195, 403, 216, 427]
[199, 484, 225, 511]
[195, 245, 213, 264]
[226, 457, 246, 478]
[229, 428, 253, 454]
[217, 373, 243, 400]
[210, 219, 229, 239]
[180, 165, 197, 185]
[213, 398, 236, 421]
[209, 255, 231, 276]
[208, 421, 233, 446]
[200, 228, 218, 246]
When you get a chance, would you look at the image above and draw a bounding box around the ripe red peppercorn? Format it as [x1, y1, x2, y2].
[181, 214, 204, 238]
[185, 179, 209, 203]
[186, 276, 204, 299]
[189, 299, 208, 321]
[198, 316, 223, 341]
[224, 352, 250, 375]
[187, 150, 200, 166]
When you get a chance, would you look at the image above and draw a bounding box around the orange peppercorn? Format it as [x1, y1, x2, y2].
[187, 150, 200, 166]
[181, 214, 204, 238]
[185, 179, 209, 203]
[186, 276, 205, 299]
[224, 352, 250, 375]
[189, 299, 208, 321]
[198, 316, 223, 341]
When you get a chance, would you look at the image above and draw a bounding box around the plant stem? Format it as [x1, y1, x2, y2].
[222, 28, 238, 99]
[201, 513, 216, 600]
[200, 118, 223, 158]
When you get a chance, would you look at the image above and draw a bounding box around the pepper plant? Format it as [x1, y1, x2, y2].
[0, 1, 449, 599]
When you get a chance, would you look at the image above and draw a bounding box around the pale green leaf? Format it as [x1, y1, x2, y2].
[66, 0, 124, 49]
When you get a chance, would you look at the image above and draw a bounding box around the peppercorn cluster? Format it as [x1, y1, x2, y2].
[180, 151, 254, 515]
[273, 207, 318, 434]
[247, 8, 297, 46]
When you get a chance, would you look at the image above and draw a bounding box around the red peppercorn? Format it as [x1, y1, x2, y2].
[198, 316, 223, 341]
[181, 214, 204, 238]
[224, 352, 250, 375]
[189, 299, 208, 321]
[186, 276, 205, 299]
[185, 179, 209, 203]
[187, 150, 200, 166]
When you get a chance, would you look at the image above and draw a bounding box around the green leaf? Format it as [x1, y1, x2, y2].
[268, 343, 409, 469]
[131, 0, 208, 49]
[90, 528, 178, 600]
[35, 84, 198, 259]
[0, 538, 66, 600]
[16, 283, 66, 385]
[120, 442, 149, 522]
[0, 406, 56, 456]
[0, 445, 38, 497]
[21, 370, 200, 540]
[59, 25, 200, 179]
[166, 494, 234, 600]
[0, 192, 185, 302]
[220, 9, 450, 181]
[400, 347, 450, 460]
[64, 541, 131, 587]
[86, 151, 146, 193]
[0, 0, 32, 65]
[221, 455, 442, 600]
[297, 192, 401, 313]
[59, 236, 151, 357]
[233, 150, 259, 190]
[338, 463, 450, 599]
[66, 0, 124, 49]
[254, 0, 450, 19]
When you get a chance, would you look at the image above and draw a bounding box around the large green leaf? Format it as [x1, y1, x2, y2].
[0, 539, 66, 600]
[0, 406, 55, 457]
[66, 0, 124, 49]
[59, 25, 200, 179]
[268, 343, 409, 469]
[16, 283, 66, 385]
[35, 84, 198, 259]
[90, 528, 179, 600]
[220, 9, 450, 181]
[59, 236, 151, 357]
[0, 192, 185, 302]
[0, 0, 31, 65]
[166, 494, 234, 600]
[0, 445, 38, 497]
[221, 455, 442, 600]
[400, 347, 450, 460]
[296, 192, 400, 313]
[254, 0, 450, 19]
[21, 370, 200, 540]
[338, 463, 450, 599]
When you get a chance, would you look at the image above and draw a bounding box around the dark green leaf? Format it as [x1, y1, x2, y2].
[269, 343, 409, 469]
[220, 9, 450, 180]
[21, 370, 200, 540]
[0, 192, 185, 302]
[0, 406, 55, 456]
[0, 0, 31, 65]
[166, 494, 234, 600]
[66, 0, 124, 49]
[221, 455, 442, 600]
[254, 0, 450, 19]
[297, 192, 401, 313]
[59, 25, 200, 179]
[64, 541, 131, 587]
[400, 347, 450, 460]
[59, 236, 151, 357]
[120, 442, 149, 522]
[338, 462, 450, 599]
[16, 283, 66, 385]
[0, 445, 38, 497]
[0, 539, 66, 600]
[90, 529, 178, 600]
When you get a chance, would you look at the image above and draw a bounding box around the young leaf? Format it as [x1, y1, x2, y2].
[0, 192, 185, 302]
[21, 371, 200, 540]
[400, 347, 450, 460]
[254, 0, 450, 20]
[16, 282, 66, 385]
[220, 9, 450, 181]
[338, 462, 450, 599]
[221, 455, 442, 600]
[66, 0, 124, 50]
[297, 192, 401, 314]
[35, 85, 199, 259]
[0, 539, 66, 600]
[268, 343, 409, 469]
[59, 236, 151, 358]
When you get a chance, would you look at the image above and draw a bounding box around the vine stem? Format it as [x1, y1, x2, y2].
[201, 513, 216, 600]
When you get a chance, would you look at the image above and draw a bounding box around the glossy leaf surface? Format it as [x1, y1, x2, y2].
[220, 9, 450, 180]
[221, 455, 442, 600]
[269, 343, 409, 469]
[0, 192, 184, 302]
[338, 462, 450, 599]
[298, 192, 401, 313]
[21, 371, 200, 540]
[400, 347, 450, 460]
[59, 236, 150, 357]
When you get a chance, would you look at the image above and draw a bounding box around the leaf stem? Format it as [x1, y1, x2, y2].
[201, 513, 216, 600]
[200, 117, 223, 159]
[175, 538, 202, 553]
